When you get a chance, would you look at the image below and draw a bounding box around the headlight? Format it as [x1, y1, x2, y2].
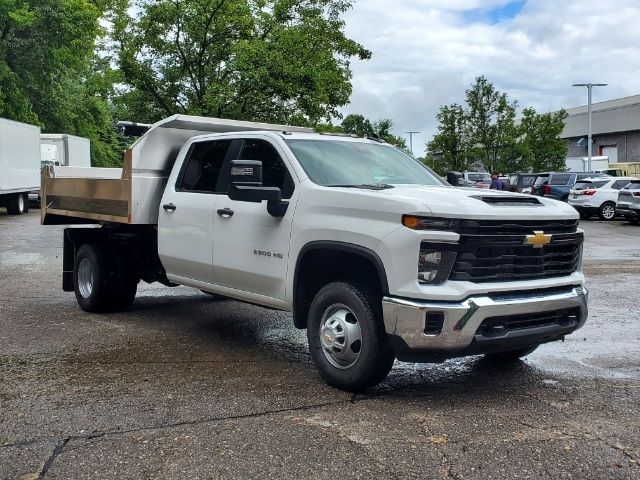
[418, 245, 457, 284]
[402, 215, 458, 230]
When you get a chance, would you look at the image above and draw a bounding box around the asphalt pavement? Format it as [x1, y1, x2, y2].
[1, 212, 639, 479]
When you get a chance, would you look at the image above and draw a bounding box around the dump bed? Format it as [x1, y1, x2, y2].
[41, 115, 312, 225]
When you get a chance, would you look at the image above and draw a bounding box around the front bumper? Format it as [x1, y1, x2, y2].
[382, 286, 588, 362]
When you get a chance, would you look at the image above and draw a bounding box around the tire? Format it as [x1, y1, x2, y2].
[307, 281, 395, 392]
[73, 244, 137, 312]
[484, 345, 539, 362]
[6, 193, 28, 215]
[598, 202, 616, 221]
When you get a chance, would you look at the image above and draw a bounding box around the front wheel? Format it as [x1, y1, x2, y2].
[307, 281, 395, 392]
[6, 193, 28, 215]
[598, 202, 616, 221]
[484, 345, 539, 363]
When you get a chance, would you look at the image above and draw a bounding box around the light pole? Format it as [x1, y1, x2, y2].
[572, 83, 607, 172]
[405, 131, 420, 155]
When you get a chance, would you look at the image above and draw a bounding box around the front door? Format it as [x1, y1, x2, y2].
[158, 139, 234, 284]
[212, 137, 297, 300]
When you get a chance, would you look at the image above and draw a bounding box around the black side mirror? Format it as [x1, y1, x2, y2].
[228, 160, 289, 217]
[446, 171, 462, 186]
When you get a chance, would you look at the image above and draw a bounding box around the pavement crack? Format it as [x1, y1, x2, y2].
[35, 437, 69, 479]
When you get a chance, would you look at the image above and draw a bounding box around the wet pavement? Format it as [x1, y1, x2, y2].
[1, 212, 639, 479]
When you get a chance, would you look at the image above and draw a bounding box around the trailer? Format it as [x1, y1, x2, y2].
[0, 118, 41, 215]
[40, 134, 91, 167]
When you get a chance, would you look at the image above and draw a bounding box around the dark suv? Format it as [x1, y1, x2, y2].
[534, 172, 596, 201]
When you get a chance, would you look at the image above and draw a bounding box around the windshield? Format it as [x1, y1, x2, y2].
[285, 139, 445, 187]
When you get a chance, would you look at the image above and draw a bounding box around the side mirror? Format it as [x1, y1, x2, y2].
[228, 160, 289, 217]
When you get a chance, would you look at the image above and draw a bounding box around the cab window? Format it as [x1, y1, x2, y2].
[237, 139, 294, 199]
[177, 140, 232, 193]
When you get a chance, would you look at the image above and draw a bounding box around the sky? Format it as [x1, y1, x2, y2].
[340, 0, 640, 155]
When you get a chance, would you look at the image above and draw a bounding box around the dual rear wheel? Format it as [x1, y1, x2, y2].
[73, 244, 138, 312]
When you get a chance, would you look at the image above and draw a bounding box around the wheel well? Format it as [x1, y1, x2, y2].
[292, 244, 388, 329]
[63, 225, 167, 291]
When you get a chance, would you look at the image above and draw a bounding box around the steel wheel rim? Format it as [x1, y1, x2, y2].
[602, 204, 615, 219]
[18, 195, 24, 212]
[319, 304, 362, 369]
[77, 258, 94, 299]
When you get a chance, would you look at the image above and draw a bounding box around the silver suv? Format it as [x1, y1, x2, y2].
[616, 179, 640, 225]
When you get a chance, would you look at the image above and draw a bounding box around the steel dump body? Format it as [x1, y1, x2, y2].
[41, 114, 312, 225]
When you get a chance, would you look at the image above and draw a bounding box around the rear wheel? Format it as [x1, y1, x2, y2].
[598, 202, 616, 221]
[484, 345, 539, 362]
[73, 244, 137, 312]
[6, 193, 28, 215]
[307, 281, 395, 392]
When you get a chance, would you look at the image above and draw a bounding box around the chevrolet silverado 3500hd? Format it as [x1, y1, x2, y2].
[41, 115, 588, 391]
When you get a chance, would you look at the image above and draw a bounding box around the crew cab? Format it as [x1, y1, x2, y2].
[41, 115, 588, 391]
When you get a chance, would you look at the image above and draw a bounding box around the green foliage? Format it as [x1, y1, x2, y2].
[427, 76, 568, 174]
[518, 107, 568, 172]
[0, 0, 122, 166]
[315, 114, 408, 151]
[111, 0, 369, 125]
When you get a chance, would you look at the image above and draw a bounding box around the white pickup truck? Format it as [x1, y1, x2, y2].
[42, 115, 588, 391]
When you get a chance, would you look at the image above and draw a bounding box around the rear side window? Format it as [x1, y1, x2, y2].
[550, 174, 571, 185]
[521, 175, 536, 187]
[177, 140, 232, 193]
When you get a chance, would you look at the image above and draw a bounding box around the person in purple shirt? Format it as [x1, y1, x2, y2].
[489, 171, 505, 190]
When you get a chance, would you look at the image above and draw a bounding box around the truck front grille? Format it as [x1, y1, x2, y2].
[447, 231, 583, 283]
[456, 219, 578, 235]
[476, 308, 580, 337]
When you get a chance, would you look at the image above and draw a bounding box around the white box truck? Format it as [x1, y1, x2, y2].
[40, 134, 91, 167]
[0, 118, 40, 215]
[41, 115, 588, 391]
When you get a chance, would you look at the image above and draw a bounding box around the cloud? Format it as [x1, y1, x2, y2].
[341, 0, 640, 155]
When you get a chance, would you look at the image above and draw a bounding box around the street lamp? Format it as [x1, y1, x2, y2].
[405, 131, 420, 155]
[572, 83, 607, 172]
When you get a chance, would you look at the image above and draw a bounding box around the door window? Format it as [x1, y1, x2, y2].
[237, 139, 294, 199]
[177, 140, 232, 193]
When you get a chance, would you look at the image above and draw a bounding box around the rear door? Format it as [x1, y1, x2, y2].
[158, 138, 235, 284]
[211, 136, 298, 301]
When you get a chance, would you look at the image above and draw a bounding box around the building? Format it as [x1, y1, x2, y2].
[562, 94, 640, 164]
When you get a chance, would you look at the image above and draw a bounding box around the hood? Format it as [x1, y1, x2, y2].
[371, 185, 579, 220]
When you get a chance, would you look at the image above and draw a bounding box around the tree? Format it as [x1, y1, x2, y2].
[0, 0, 122, 166]
[465, 76, 518, 172]
[339, 114, 407, 150]
[518, 107, 568, 172]
[426, 103, 469, 172]
[110, 0, 370, 125]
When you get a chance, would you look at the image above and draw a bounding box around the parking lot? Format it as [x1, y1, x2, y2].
[1, 212, 639, 479]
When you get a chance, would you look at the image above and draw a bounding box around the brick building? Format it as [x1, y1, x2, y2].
[563, 94, 640, 163]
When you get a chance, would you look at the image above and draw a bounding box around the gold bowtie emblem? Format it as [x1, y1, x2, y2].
[525, 231, 552, 248]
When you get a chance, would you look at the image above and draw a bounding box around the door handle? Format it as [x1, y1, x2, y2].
[163, 203, 176, 212]
[217, 207, 234, 218]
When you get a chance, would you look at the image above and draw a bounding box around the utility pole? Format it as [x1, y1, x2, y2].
[572, 83, 607, 172]
[405, 131, 420, 155]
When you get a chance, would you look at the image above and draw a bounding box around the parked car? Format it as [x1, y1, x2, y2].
[616, 179, 640, 224]
[569, 177, 637, 220]
[534, 172, 598, 201]
[508, 173, 538, 193]
[531, 173, 550, 196]
[463, 172, 491, 189]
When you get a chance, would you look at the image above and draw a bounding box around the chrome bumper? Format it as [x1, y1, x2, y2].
[382, 286, 588, 352]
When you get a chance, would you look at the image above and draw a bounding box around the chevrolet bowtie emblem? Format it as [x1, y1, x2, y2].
[525, 231, 552, 248]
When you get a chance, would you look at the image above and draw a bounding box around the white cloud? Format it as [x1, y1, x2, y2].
[341, 0, 640, 155]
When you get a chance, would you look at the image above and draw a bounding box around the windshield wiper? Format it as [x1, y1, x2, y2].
[327, 183, 395, 190]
